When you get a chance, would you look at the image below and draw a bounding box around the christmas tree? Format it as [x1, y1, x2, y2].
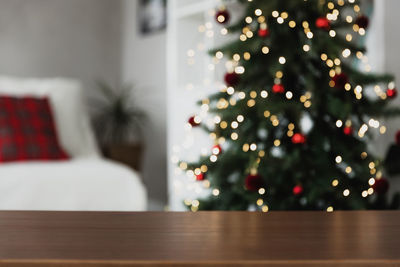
[182, 0, 400, 211]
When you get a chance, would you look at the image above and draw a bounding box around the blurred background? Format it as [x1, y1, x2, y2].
[0, 0, 399, 211]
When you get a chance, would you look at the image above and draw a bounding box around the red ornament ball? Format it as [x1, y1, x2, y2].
[215, 9, 230, 24]
[293, 185, 304, 196]
[372, 178, 389, 195]
[355, 15, 369, 29]
[196, 173, 205, 181]
[315, 17, 330, 31]
[272, 84, 285, 94]
[188, 116, 200, 127]
[332, 73, 349, 89]
[387, 88, 397, 99]
[395, 130, 400, 145]
[292, 133, 306, 144]
[224, 72, 240, 87]
[245, 174, 264, 191]
[212, 144, 222, 155]
[343, 126, 353, 136]
[258, 28, 270, 37]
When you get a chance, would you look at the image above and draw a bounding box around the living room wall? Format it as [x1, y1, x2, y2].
[121, 0, 168, 208]
[0, 0, 122, 95]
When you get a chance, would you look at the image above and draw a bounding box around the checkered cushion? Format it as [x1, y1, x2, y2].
[0, 96, 69, 162]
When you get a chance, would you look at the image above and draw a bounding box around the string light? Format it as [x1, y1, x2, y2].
[212, 189, 220, 196]
[255, 9, 262, 16]
[343, 189, 350, 197]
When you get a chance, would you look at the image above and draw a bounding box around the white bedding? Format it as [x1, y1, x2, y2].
[0, 159, 147, 211]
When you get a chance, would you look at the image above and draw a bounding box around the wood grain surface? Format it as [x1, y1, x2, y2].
[0, 211, 399, 266]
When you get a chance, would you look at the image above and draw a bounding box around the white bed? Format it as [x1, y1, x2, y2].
[0, 158, 147, 211]
[0, 76, 147, 211]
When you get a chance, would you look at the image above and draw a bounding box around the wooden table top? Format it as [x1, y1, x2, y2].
[0, 211, 399, 266]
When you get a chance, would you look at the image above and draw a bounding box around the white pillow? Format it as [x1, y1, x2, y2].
[0, 76, 100, 158]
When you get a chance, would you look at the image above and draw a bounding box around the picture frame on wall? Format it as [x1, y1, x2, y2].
[139, 0, 167, 35]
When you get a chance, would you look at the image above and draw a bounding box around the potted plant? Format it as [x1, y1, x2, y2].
[91, 81, 146, 171]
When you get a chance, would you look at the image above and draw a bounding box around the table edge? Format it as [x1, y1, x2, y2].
[1, 259, 400, 266]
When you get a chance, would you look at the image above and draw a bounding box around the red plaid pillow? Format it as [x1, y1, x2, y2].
[0, 96, 69, 162]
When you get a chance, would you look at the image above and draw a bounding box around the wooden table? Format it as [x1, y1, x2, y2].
[0, 211, 399, 266]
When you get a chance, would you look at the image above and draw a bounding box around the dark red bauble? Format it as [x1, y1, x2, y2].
[315, 17, 331, 31]
[332, 73, 349, 89]
[196, 173, 205, 181]
[215, 9, 230, 24]
[212, 144, 222, 155]
[343, 126, 353, 136]
[292, 185, 304, 196]
[395, 130, 400, 145]
[355, 15, 369, 29]
[292, 133, 306, 144]
[372, 178, 389, 194]
[258, 28, 270, 37]
[245, 174, 264, 191]
[272, 84, 285, 94]
[387, 88, 398, 99]
[224, 72, 240, 87]
[188, 116, 200, 127]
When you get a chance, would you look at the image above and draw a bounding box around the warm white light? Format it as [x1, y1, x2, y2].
[343, 189, 350, 196]
[261, 90, 268, 98]
[250, 143, 257, 151]
[342, 49, 351, 58]
[368, 119, 379, 128]
[335, 156, 342, 163]
[235, 66, 245, 74]
[194, 116, 201, 124]
[227, 87, 235, 95]
[262, 46, 270, 54]
[368, 178, 375, 186]
[210, 155, 217, 162]
[212, 189, 220, 196]
[231, 132, 238, 140]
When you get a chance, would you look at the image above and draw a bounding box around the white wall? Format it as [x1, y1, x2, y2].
[383, 0, 400, 192]
[121, 0, 167, 207]
[0, 0, 122, 95]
